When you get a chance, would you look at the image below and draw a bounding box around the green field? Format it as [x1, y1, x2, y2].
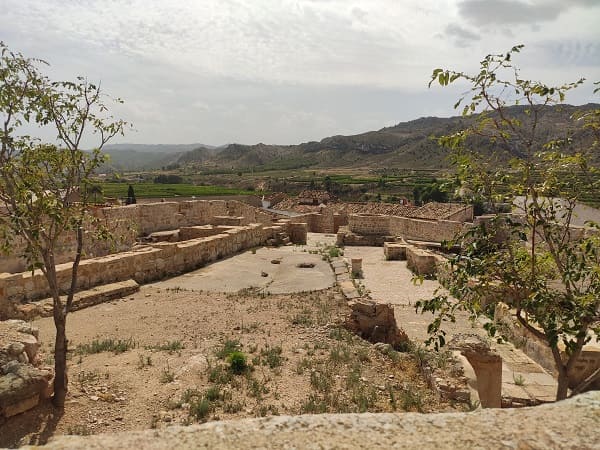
[100, 183, 257, 199]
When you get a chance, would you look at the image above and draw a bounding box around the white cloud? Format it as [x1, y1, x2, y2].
[1, 0, 599, 145]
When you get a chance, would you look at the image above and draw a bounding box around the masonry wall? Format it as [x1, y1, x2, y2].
[348, 215, 391, 236]
[0, 224, 275, 318]
[341, 214, 468, 243]
[0, 200, 274, 274]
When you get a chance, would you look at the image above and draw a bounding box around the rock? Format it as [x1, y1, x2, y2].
[345, 300, 409, 350]
[0, 363, 53, 418]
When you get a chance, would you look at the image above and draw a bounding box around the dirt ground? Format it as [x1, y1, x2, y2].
[1, 281, 462, 448]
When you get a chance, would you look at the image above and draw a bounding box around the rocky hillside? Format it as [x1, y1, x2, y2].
[105, 103, 600, 172]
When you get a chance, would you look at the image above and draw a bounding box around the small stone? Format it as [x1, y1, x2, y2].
[90, 395, 100, 401]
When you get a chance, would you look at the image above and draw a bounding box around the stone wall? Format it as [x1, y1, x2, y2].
[0, 224, 275, 319]
[339, 213, 468, 245]
[22, 392, 600, 449]
[0, 200, 275, 274]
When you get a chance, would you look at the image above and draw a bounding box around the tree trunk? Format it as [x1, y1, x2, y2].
[551, 344, 569, 401]
[44, 254, 69, 408]
[556, 370, 569, 401]
[52, 312, 68, 408]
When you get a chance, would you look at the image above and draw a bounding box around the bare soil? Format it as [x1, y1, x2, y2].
[1, 285, 462, 448]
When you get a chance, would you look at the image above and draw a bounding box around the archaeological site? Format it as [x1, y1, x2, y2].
[0, 195, 598, 449]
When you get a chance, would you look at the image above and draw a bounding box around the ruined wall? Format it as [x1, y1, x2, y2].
[0, 224, 276, 318]
[348, 215, 391, 236]
[390, 217, 467, 242]
[343, 214, 468, 243]
[445, 205, 474, 223]
[0, 200, 274, 274]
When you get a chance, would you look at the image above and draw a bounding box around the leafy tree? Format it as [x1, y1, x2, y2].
[89, 184, 103, 204]
[413, 180, 450, 205]
[126, 184, 136, 205]
[154, 174, 183, 184]
[0, 43, 127, 407]
[416, 45, 600, 400]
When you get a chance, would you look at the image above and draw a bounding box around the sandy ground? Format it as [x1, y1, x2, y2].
[1, 235, 455, 448]
[158, 246, 334, 294]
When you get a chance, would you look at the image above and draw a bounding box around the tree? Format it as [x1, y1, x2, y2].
[89, 184, 103, 204]
[416, 45, 600, 400]
[0, 43, 127, 407]
[126, 184, 136, 205]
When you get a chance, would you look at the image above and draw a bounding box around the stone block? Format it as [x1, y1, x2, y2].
[345, 300, 409, 349]
[449, 334, 502, 408]
[384, 242, 407, 260]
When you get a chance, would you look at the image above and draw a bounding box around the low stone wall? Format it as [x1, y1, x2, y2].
[0, 224, 274, 319]
[348, 214, 391, 236]
[340, 213, 468, 245]
[23, 392, 600, 449]
[406, 246, 446, 276]
[0, 200, 275, 274]
[383, 242, 408, 260]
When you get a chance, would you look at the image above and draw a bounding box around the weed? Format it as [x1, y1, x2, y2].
[291, 313, 313, 327]
[205, 386, 222, 402]
[216, 340, 242, 359]
[296, 357, 314, 374]
[356, 347, 370, 363]
[310, 369, 334, 394]
[387, 384, 397, 411]
[66, 425, 91, 436]
[223, 401, 244, 413]
[137, 354, 153, 369]
[180, 388, 202, 404]
[345, 365, 362, 390]
[257, 404, 279, 417]
[189, 397, 211, 421]
[352, 385, 377, 413]
[208, 365, 234, 385]
[75, 338, 136, 355]
[259, 345, 284, 369]
[513, 373, 526, 386]
[300, 393, 328, 414]
[329, 326, 353, 342]
[329, 344, 351, 365]
[159, 363, 175, 384]
[229, 351, 248, 374]
[400, 384, 423, 412]
[248, 377, 269, 399]
[146, 341, 184, 352]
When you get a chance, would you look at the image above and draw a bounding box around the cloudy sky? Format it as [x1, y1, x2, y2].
[3, 0, 600, 146]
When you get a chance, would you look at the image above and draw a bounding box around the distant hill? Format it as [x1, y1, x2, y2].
[103, 143, 218, 154]
[100, 144, 221, 171]
[102, 104, 600, 171]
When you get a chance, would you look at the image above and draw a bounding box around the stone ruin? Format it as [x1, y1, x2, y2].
[345, 299, 409, 350]
[0, 320, 51, 423]
[0, 196, 599, 436]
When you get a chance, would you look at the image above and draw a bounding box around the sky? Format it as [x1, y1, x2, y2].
[2, 0, 600, 147]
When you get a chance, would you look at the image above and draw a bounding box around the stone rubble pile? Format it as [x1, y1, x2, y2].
[0, 320, 53, 422]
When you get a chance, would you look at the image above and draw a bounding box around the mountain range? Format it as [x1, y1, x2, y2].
[101, 103, 599, 172]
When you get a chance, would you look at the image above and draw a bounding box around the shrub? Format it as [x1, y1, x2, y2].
[228, 351, 248, 374]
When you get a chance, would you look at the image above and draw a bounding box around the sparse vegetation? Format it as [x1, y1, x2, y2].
[75, 338, 137, 355]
